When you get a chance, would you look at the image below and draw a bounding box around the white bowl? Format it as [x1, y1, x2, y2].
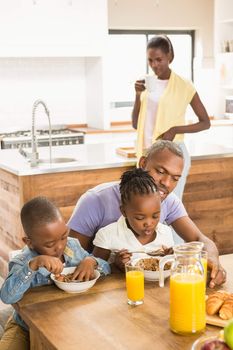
[131, 257, 171, 282]
[191, 334, 225, 350]
[50, 266, 100, 293]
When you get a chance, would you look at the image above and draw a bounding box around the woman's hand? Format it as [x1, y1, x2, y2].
[29, 255, 64, 275]
[114, 249, 132, 271]
[72, 257, 97, 282]
[158, 127, 177, 141]
[134, 79, 146, 95]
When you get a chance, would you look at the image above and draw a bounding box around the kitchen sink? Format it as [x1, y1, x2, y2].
[39, 157, 77, 164]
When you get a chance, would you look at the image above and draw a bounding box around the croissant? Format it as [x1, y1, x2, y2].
[219, 296, 233, 320]
[206, 291, 230, 316]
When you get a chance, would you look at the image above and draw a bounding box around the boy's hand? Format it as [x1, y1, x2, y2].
[29, 255, 64, 275]
[114, 249, 132, 271]
[72, 257, 97, 282]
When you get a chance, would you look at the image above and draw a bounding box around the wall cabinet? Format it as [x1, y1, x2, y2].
[214, 0, 233, 116]
[0, 0, 108, 57]
[0, 1, 110, 130]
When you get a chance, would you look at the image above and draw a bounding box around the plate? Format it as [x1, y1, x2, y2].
[51, 267, 100, 293]
[131, 257, 171, 281]
[205, 292, 233, 327]
[206, 314, 228, 327]
[191, 334, 228, 350]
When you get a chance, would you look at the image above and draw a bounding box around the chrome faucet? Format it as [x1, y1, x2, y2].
[31, 99, 52, 167]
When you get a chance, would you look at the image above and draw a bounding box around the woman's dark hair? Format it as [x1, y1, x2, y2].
[147, 34, 174, 63]
[21, 196, 62, 238]
[120, 168, 158, 205]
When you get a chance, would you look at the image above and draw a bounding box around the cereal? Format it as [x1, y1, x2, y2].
[55, 273, 77, 283]
[135, 258, 171, 271]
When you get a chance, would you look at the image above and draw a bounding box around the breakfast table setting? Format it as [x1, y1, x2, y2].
[13, 253, 233, 350]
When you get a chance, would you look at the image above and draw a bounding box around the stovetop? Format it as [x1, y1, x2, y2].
[0, 128, 85, 149]
[1, 128, 80, 138]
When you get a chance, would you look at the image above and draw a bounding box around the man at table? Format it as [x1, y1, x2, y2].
[68, 140, 226, 288]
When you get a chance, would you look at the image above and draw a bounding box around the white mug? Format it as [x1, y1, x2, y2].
[145, 74, 157, 92]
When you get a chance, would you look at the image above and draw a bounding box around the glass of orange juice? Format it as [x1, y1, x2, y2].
[170, 273, 206, 334]
[159, 244, 206, 334]
[125, 262, 144, 306]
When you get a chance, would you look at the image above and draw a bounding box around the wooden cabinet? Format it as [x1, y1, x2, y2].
[183, 156, 233, 256]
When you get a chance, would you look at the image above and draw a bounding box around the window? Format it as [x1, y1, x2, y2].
[106, 30, 194, 122]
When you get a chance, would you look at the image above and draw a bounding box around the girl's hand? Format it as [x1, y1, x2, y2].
[114, 249, 132, 271]
[134, 79, 146, 95]
[72, 257, 97, 282]
[29, 255, 64, 275]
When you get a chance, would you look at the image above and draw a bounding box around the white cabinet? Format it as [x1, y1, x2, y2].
[215, 0, 233, 23]
[214, 0, 233, 116]
[185, 124, 233, 148]
[85, 131, 137, 145]
[0, 0, 107, 57]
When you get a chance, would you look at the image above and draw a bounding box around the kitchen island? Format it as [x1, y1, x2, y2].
[0, 141, 233, 277]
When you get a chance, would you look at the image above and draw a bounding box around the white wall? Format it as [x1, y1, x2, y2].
[108, 0, 214, 59]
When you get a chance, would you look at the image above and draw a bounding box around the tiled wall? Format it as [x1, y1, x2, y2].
[0, 57, 87, 132]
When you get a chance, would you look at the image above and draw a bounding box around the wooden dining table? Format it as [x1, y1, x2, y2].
[13, 254, 233, 350]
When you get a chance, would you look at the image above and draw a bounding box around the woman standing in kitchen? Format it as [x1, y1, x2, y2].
[132, 34, 210, 205]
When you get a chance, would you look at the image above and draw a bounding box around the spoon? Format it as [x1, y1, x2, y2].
[112, 247, 165, 256]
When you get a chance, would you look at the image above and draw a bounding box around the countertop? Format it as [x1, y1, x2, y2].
[68, 118, 233, 135]
[0, 143, 136, 176]
[0, 141, 233, 176]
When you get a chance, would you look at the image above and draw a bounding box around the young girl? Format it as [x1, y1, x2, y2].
[93, 168, 174, 270]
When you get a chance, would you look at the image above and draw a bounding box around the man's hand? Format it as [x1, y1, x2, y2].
[114, 249, 132, 271]
[72, 257, 97, 282]
[29, 255, 64, 275]
[208, 259, 227, 288]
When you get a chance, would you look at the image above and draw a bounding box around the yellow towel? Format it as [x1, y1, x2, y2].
[136, 71, 196, 158]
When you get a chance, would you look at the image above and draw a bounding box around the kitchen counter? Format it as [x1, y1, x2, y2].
[0, 141, 233, 176]
[0, 143, 136, 176]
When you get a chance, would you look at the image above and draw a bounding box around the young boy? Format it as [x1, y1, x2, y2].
[0, 196, 110, 350]
[93, 168, 174, 270]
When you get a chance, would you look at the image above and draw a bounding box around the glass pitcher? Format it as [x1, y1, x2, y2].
[159, 243, 206, 335]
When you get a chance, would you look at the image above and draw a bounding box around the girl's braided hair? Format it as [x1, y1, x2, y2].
[120, 168, 158, 205]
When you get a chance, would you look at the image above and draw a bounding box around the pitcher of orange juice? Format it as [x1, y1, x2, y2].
[159, 244, 206, 335]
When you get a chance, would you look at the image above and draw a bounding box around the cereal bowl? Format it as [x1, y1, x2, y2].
[50, 266, 100, 293]
[131, 257, 171, 281]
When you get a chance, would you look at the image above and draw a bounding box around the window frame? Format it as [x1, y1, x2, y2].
[108, 29, 195, 80]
